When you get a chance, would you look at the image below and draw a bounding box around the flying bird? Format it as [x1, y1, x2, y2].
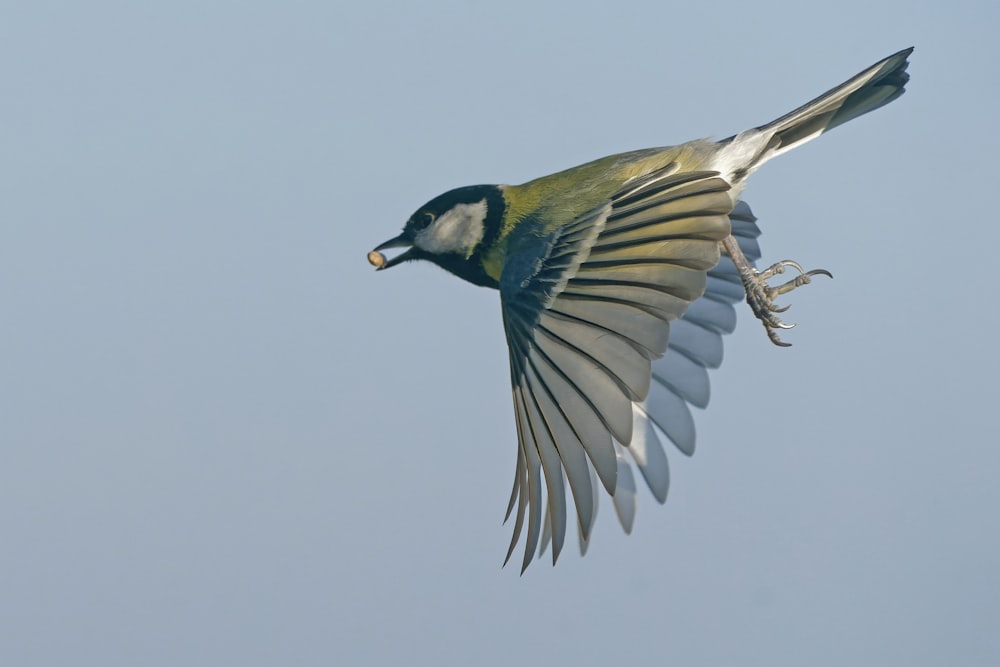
[369, 48, 912, 572]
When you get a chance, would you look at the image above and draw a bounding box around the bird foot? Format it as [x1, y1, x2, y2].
[740, 260, 833, 347]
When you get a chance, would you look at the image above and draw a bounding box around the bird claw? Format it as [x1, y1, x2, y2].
[740, 260, 833, 346]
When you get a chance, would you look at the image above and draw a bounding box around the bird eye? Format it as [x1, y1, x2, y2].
[415, 212, 435, 230]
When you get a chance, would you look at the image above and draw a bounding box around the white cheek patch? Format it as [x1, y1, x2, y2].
[416, 200, 488, 256]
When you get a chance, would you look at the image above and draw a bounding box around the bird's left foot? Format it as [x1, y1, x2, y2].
[741, 260, 832, 346]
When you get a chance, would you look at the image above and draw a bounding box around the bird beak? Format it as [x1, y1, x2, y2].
[369, 232, 415, 270]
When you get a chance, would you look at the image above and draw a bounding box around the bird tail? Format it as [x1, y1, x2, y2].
[722, 48, 913, 178]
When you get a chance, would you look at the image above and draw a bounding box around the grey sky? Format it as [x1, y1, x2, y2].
[2, 1, 997, 665]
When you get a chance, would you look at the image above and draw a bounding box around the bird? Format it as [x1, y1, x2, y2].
[368, 48, 912, 572]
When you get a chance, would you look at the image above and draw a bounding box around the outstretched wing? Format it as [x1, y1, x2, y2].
[537, 201, 763, 559]
[499, 165, 736, 572]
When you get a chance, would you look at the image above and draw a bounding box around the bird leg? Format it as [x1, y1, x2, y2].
[720, 235, 832, 347]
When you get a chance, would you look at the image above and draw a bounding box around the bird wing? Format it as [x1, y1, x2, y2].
[498, 164, 736, 572]
[538, 200, 763, 558]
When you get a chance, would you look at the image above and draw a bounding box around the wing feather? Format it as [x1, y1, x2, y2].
[547, 297, 669, 357]
[560, 281, 693, 321]
[606, 191, 733, 231]
[531, 328, 635, 444]
[499, 168, 752, 569]
[611, 442, 637, 534]
[577, 464, 601, 556]
[511, 387, 544, 574]
[644, 380, 697, 456]
[519, 383, 568, 564]
[589, 222, 732, 260]
[627, 403, 670, 503]
[524, 363, 596, 540]
[526, 347, 617, 493]
[682, 295, 737, 334]
[573, 263, 710, 301]
[538, 310, 651, 401]
[669, 318, 725, 370]
[653, 351, 711, 409]
[502, 443, 528, 567]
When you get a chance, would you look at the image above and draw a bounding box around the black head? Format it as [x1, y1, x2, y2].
[370, 185, 505, 286]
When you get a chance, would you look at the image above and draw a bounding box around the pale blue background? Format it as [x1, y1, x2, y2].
[2, 1, 997, 665]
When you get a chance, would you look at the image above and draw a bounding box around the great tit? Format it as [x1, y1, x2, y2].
[370, 48, 912, 572]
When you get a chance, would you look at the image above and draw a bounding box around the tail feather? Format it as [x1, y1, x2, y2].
[760, 47, 912, 159]
[722, 48, 912, 177]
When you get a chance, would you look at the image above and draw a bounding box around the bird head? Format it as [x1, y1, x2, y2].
[370, 185, 505, 286]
